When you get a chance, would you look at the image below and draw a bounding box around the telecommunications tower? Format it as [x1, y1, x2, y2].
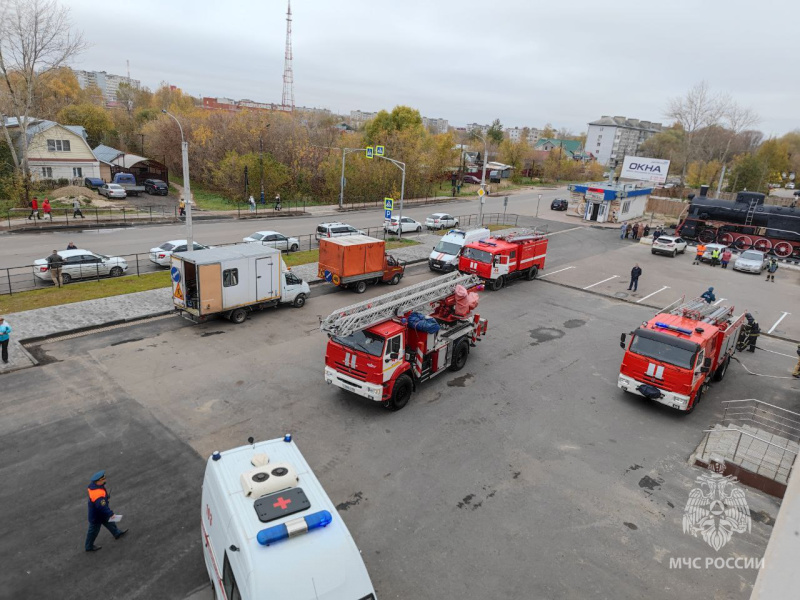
[281, 0, 294, 111]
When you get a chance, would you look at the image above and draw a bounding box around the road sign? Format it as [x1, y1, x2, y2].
[385, 209, 392, 219]
[477, 188, 485, 197]
[376, 145, 385, 156]
[366, 146, 374, 159]
[170, 266, 181, 283]
[384, 197, 393, 210]
[503, 196, 508, 208]
[173, 282, 184, 306]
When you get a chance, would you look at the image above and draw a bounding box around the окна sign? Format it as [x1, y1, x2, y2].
[621, 156, 671, 184]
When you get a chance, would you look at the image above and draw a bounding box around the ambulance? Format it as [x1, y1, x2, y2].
[201, 435, 377, 599]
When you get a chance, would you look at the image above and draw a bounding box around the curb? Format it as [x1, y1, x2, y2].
[20, 309, 175, 346]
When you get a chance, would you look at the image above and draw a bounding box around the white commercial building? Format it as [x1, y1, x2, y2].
[73, 70, 140, 105]
[585, 116, 662, 167]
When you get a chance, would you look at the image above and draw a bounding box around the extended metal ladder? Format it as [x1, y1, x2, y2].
[744, 198, 759, 226]
[668, 297, 732, 325]
[320, 272, 481, 338]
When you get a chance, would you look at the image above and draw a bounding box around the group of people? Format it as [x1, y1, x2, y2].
[27, 197, 85, 220]
[619, 221, 666, 241]
[693, 242, 781, 280]
[248, 193, 282, 213]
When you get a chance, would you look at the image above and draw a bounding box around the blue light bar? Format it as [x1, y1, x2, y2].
[257, 510, 333, 546]
[654, 321, 693, 336]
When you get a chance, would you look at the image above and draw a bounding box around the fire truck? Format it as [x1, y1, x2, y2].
[320, 272, 488, 411]
[618, 298, 745, 413]
[458, 231, 548, 291]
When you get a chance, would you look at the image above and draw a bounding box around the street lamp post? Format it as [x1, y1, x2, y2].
[472, 132, 489, 226]
[260, 123, 271, 205]
[537, 193, 542, 218]
[162, 109, 193, 249]
[377, 156, 406, 239]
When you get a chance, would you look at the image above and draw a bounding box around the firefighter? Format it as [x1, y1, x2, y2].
[693, 242, 706, 265]
[700, 287, 715, 304]
[737, 313, 760, 353]
[85, 470, 128, 551]
[792, 344, 800, 379]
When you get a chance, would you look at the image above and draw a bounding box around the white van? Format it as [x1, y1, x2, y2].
[201, 435, 377, 600]
[428, 228, 491, 272]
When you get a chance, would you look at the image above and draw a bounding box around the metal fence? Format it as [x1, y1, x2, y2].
[0, 211, 522, 295]
[4, 206, 180, 230]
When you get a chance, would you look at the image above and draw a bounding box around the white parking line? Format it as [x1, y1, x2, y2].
[768, 312, 791, 334]
[636, 286, 670, 304]
[538, 266, 576, 279]
[713, 298, 726, 306]
[547, 226, 584, 236]
[583, 275, 618, 290]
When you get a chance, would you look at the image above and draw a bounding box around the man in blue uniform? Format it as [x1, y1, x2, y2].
[700, 287, 716, 304]
[85, 470, 128, 552]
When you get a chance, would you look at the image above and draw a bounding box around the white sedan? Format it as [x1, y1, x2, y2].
[651, 235, 687, 257]
[34, 249, 128, 284]
[242, 230, 300, 252]
[384, 217, 422, 234]
[733, 250, 768, 273]
[149, 240, 212, 266]
[425, 213, 459, 230]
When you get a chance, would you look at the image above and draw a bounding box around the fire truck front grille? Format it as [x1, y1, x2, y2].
[334, 362, 368, 381]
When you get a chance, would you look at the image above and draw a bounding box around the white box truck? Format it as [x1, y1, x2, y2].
[171, 245, 310, 324]
[201, 436, 377, 600]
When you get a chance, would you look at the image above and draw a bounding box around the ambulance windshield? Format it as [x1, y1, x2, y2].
[462, 247, 492, 263]
[433, 240, 461, 255]
[333, 330, 385, 357]
[629, 329, 698, 369]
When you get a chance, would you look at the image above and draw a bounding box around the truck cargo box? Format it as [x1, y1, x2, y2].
[318, 235, 386, 278]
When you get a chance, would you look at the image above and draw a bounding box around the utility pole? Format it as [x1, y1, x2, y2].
[472, 131, 489, 226]
[162, 110, 192, 249]
[140, 133, 145, 155]
[260, 135, 264, 205]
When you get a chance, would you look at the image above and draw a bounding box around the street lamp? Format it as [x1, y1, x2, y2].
[471, 131, 489, 226]
[260, 123, 271, 205]
[162, 109, 193, 249]
[536, 193, 542, 218]
[377, 156, 406, 239]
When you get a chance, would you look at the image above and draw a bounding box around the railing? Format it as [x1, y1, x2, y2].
[722, 399, 800, 444]
[3, 206, 180, 230]
[701, 426, 798, 481]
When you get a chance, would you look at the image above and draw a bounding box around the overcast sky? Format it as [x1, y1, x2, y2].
[66, 0, 797, 136]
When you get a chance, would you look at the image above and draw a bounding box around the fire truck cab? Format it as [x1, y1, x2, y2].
[618, 298, 745, 412]
[321, 272, 488, 411]
[458, 232, 548, 291]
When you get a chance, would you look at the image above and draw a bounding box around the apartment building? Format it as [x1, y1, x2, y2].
[350, 110, 378, 126]
[73, 70, 140, 105]
[422, 116, 449, 134]
[504, 127, 541, 145]
[585, 116, 662, 166]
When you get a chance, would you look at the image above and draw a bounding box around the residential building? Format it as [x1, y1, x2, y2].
[350, 110, 378, 126]
[534, 138, 587, 160]
[202, 97, 290, 113]
[73, 70, 140, 105]
[465, 123, 490, 136]
[422, 116, 449, 134]
[3, 117, 101, 181]
[504, 127, 541, 145]
[585, 116, 663, 167]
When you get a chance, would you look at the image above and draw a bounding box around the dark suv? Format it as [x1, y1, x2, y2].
[144, 179, 169, 196]
[550, 198, 568, 211]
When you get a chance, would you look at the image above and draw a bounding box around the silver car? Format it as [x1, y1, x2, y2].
[243, 230, 300, 252]
[98, 183, 127, 199]
[733, 250, 768, 273]
[34, 249, 128, 284]
[425, 213, 459, 230]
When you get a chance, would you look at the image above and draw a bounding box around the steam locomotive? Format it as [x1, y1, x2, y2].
[676, 188, 800, 259]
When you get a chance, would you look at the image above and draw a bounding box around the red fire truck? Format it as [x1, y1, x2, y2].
[458, 231, 548, 290]
[320, 272, 488, 411]
[618, 298, 745, 413]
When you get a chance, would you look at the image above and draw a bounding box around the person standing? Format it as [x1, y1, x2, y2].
[0, 316, 10, 364]
[766, 257, 778, 282]
[28, 197, 40, 220]
[643, 224, 651, 238]
[737, 313, 760, 353]
[249, 195, 256, 213]
[620, 221, 627, 239]
[721, 248, 732, 269]
[72, 197, 85, 219]
[625, 223, 632, 239]
[710, 247, 721, 267]
[792, 344, 800, 379]
[628, 264, 642, 292]
[693, 243, 706, 265]
[47, 250, 64, 287]
[653, 226, 662, 241]
[274, 193, 282, 211]
[179, 198, 186, 217]
[42, 198, 52, 221]
[66, 241, 77, 250]
[632, 223, 639, 240]
[85, 470, 128, 552]
[701, 286, 716, 304]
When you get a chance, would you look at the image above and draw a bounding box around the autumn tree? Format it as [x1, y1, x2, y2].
[498, 138, 529, 182]
[57, 103, 113, 146]
[487, 118, 504, 145]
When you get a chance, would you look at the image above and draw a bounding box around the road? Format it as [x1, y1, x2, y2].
[2, 231, 797, 598]
[0, 187, 570, 268]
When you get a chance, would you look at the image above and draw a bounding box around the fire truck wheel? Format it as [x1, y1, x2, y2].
[490, 276, 505, 291]
[712, 357, 729, 382]
[229, 308, 247, 324]
[449, 339, 470, 371]
[686, 387, 703, 414]
[388, 375, 412, 411]
[525, 266, 538, 280]
[355, 280, 368, 294]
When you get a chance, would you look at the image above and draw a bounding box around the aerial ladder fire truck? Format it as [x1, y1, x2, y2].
[618, 297, 745, 413]
[320, 272, 488, 411]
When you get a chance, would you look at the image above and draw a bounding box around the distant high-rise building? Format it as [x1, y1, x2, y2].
[350, 110, 378, 126]
[72, 69, 140, 105]
[422, 116, 449, 134]
[586, 116, 662, 166]
[504, 127, 541, 144]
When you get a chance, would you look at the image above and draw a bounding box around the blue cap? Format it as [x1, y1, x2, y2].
[90, 470, 106, 482]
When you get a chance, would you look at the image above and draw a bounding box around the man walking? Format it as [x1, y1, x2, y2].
[721, 248, 732, 269]
[701, 286, 716, 304]
[28, 197, 40, 220]
[47, 250, 64, 287]
[179, 198, 186, 217]
[766, 257, 778, 282]
[628, 263, 642, 292]
[85, 470, 128, 552]
[693, 242, 706, 265]
[72, 197, 85, 219]
[710, 247, 721, 267]
[42, 198, 52, 221]
[792, 344, 800, 379]
[274, 193, 282, 211]
[249, 195, 256, 213]
[0, 316, 10, 364]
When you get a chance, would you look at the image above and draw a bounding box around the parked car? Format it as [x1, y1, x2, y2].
[315, 222, 365, 240]
[84, 177, 104, 190]
[242, 230, 300, 251]
[701, 243, 728, 262]
[651, 235, 688, 257]
[384, 216, 422, 234]
[550, 198, 568, 211]
[111, 173, 145, 196]
[98, 183, 127, 199]
[489, 170, 501, 183]
[787, 183, 796, 190]
[149, 240, 212, 266]
[34, 249, 128, 284]
[425, 213, 459, 230]
[463, 175, 482, 184]
[793, 190, 800, 197]
[733, 250, 768, 273]
[144, 179, 169, 196]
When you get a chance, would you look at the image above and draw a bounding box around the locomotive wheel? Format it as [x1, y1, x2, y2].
[718, 232, 734, 246]
[753, 238, 772, 252]
[698, 228, 717, 243]
[734, 235, 752, 250]
[774, 241, 793, 258]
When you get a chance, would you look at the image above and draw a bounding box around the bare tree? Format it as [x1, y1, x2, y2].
[0, 0, 85, 176]
[666, 81, 726, 184]
[714, 101, 760, 193]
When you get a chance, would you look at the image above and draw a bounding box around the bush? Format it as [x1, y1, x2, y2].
[57, 178, 70, 187]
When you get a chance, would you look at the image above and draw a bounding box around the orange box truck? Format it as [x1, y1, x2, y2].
[318, 235, 405, 293]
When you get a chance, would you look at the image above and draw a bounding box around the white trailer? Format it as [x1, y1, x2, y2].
[171, 245, 310, 324]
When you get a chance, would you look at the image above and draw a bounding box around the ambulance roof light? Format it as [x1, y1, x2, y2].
[654, 321, 693, 336]
[283, 433, 292, 443]
[256, 510, 332, 546]
[212, 451, 221, 461]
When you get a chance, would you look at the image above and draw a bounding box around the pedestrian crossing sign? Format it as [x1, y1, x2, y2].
[376, 145, 385, 156]
[384, 198, 393, 210]
[366, 146, 374, 159]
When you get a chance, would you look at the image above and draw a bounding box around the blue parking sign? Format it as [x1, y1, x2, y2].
[385, 209, 392, 219]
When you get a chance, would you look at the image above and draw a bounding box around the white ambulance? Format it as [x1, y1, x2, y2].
[201, 435, 377, 600]
[428, 228, 491, 272]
